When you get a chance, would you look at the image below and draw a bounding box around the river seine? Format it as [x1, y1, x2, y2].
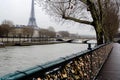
[0, 43, 89, 76]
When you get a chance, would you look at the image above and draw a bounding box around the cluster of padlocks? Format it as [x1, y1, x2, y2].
[33, 44, 112, 80]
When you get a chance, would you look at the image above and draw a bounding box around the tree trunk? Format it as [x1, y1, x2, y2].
[96, 32, 104, 45]
[94, 23, 104, 45]
[109, 35, 113, 42]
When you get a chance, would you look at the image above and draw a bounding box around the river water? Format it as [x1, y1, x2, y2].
[0, 43, 89, 77]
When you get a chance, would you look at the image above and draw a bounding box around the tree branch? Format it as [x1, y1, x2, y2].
[80, 0, 87, 5]
[63, 16, 93, 25]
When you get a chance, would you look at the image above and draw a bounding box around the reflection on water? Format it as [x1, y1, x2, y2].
[0, 43, 88, 76]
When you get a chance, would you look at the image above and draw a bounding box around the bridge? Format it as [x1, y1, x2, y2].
[56, 37, 95, 43]
[1, 42, 120, 80]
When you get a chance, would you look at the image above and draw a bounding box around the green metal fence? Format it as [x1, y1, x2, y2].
[0, 43, 113, 80]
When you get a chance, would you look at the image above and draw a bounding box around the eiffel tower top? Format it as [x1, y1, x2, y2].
[28, 0, 38, 28]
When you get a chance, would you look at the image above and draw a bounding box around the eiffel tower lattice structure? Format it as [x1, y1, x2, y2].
[28, 0, 37, 27]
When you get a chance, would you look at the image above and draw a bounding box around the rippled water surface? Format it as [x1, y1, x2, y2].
[0, 43, 88, 76]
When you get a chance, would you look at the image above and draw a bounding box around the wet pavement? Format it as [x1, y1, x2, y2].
[96, 43, 120, 80]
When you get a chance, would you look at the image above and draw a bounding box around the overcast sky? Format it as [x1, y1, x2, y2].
[0, 0, 96, 37]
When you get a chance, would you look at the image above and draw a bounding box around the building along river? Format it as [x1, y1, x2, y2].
[0, 43, 90, 77]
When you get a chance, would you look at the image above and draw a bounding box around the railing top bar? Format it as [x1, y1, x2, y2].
[0, 43, 110, 80]
[92, 43, 109, 51]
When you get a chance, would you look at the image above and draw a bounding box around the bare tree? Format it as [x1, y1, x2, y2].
[2, 20, 14, 27]
[0, 24, 11, 37]
[58, 31, 70, 37]
[0, 25, 4, 37]
[48, 31, 56, 37]
[39, 28, 56, 37]
[48, 26, 55, 32]
[0, 20, 14, 37]
[9, 27, 17, 37]
[39, 28, 49, 37]
[70, 33, 80, 39]
[102, 1, 120, 42]
[38, 0, 120, 45]
[22, 26, 34, 37]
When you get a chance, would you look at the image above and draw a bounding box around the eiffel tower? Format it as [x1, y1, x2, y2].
[28, 0, 37, 27]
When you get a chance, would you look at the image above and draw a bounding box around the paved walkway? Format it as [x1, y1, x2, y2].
[96, 43, 120, 80]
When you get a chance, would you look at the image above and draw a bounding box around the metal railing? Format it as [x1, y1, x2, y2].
[0, 43, 113, 80]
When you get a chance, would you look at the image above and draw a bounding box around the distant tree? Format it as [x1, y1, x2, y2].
[2, 20, 14, 27]
[9, 27, 17, 37]
[39, 28, 56, 37]
[0, 24, 11, 37]
[0, 25, 3, 36]
[0, 20, 14, 37]
[48, 26, 55, 32]
[22, 26, 34, 37]
[39, 28, 49, 37]
[70, 33, 79, 39]
[58, 31, 70, 37]
[102, 1, 120, 42]
[47, 30, 56, 37]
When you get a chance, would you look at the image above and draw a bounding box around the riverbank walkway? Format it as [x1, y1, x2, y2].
[96, 43, 120, 80]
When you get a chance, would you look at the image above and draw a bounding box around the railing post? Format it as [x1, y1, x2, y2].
[88, 43, 92, 50]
